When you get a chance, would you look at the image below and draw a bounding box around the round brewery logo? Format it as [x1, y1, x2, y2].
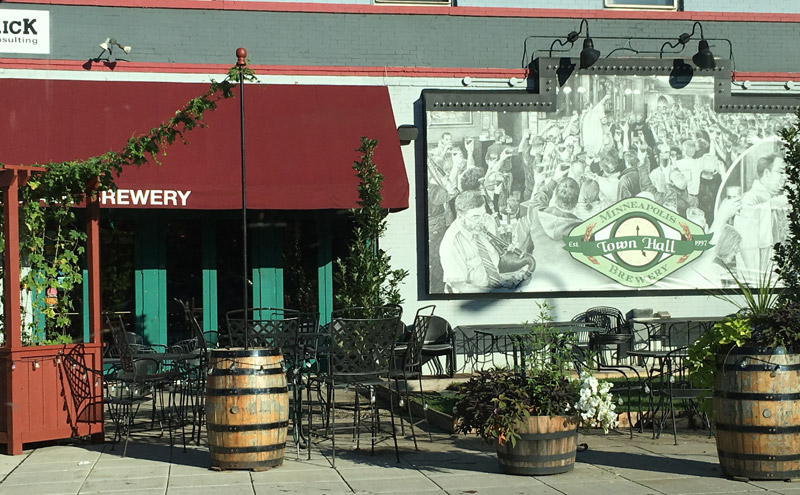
[563, 198, 713, 287]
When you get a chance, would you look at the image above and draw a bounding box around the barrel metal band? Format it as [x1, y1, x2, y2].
[497, 451, 576, 463]
[725, 347, 795, 356]
[519, 430, 577, 440]
[209, 459, 284, 469]
[206, 387, 289, 396]
[714, 390, 800, 401]
[719, 363, 800, 372]
[209, 443, 287, 454]
[722, 468, 800, 480]
[716, 423, 800, 434]
[206, 420, 290, 432]
[209, 368, 285, 376]
[500, 464, 574, 475]
[718, 449, 800, 462]
[211, 348, 283, 358]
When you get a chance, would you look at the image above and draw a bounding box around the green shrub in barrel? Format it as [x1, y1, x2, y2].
[688, 109, 800, 481]
[452, 304, 618, 476]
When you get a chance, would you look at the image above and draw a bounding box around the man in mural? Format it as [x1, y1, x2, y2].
[617, 150, 657, 200]
[484, 128, 509, 167]
[649, 143, 676, 197]
[517, 131, 545, 201]
[439, 190, 533, 293]
[514, 176, 582, 258]
[429, 131, 453, 168]
[734, 153, 789, 280]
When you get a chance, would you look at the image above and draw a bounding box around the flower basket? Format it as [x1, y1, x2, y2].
[496, 415, 579, 476]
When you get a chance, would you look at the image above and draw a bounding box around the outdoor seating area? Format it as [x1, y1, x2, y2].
[67, 303, 722, 467]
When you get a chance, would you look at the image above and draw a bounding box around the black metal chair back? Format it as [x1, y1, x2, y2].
[107, 313, 136, 374]
[585, 306, 628, 334]
[327, 306, 402, 382]
[174, 298, 211, 354]
[395, 305, 435, 374]
[419, 314, 456, 376]
[225, 307, 300, 351]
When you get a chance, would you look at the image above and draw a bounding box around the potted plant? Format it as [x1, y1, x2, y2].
[686, 110, 800, 482]
[687, 269, 800, 481]
[453, 315, 618, 476]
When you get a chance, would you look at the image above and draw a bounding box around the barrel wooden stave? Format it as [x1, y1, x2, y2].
[496, 415, 579, 476]
[206, 348, 289, 470]
[714, 347, 800, 481]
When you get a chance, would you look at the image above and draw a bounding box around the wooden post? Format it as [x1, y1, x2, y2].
[86, 195, 101, 345]
[1, 169, 23, 454]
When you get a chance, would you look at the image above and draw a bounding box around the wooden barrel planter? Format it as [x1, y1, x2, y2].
[206, 348, 289, 471]
[714, 346, 800, 481]
[496, 415, 579, 475]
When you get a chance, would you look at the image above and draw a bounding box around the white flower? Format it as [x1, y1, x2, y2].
[573, 374, 618, 434]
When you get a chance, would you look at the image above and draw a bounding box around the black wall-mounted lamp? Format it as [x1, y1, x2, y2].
[548, 19, 600, 69]
[397, 125, 418, 145]
[660, 22, 715, 69]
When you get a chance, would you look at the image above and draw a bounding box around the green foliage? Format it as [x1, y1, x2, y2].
[774, 108, 800, 305]
[688, 316, 752, 391]
[334, 137, 409, 309]
[712, 262, 783, 319]
[452, 302, 582, 447]
[1, 64, 250, 344]
[690, 111, 800, 395]
[689, 261, 800, 412]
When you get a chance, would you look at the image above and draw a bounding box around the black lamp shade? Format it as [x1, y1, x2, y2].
[580, 38, 600, 69]
[692, 39, 715, 69]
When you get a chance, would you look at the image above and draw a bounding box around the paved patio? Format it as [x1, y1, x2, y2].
[1, 421, 798, 495]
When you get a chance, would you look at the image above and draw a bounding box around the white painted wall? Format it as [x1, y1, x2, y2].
[0, 68, 739, 331]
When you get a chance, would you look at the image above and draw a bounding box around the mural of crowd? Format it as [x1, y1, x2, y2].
[426, 74, 794, 294]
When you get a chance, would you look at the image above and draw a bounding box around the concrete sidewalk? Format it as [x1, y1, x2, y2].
[1, 425, 797, 495]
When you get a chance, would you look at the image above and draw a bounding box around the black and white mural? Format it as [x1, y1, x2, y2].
[425, 69, 796, 294]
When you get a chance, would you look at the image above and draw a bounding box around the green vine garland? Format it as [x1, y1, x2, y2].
[1, 64, 257, 344]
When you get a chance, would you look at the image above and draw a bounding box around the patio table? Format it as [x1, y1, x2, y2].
[628, 348, 696, 440]
[629, 316, 722, 350]
[468, 322, 599, 377]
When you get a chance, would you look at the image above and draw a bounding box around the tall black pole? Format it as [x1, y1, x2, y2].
[236, 47, 249, 350]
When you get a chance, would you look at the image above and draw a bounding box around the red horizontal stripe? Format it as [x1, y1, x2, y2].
[3, 0, 800, 22]
[2, 58, 797, 82]
[0, 58, 528, 77]
[733, 71, 800, 82]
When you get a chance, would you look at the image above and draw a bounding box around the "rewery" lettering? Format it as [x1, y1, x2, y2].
[100, 189, 191, 207]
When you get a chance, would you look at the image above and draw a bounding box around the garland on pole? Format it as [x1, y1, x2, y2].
[1, 64, 257, 344]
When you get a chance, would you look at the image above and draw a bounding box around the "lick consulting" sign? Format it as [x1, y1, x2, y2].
[0, 10, 49, 54]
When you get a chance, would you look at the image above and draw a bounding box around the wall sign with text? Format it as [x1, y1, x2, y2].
[0, 9, 49, 54]
[423, 58, 800, 294]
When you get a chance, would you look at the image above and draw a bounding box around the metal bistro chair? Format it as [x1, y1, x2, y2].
[105, 314, 186, 456]
[307, 306, 401, 468]
[420, 315, 456, 377]
[391, 305, 436, 449]
[585, 306, 634, 367]
[225, 307, 320, 448]
[173, 298, 219, 445]
[651, 346, 712, 445]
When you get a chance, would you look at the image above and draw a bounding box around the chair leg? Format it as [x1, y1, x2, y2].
[393, 377, 407, 437]
[331, 383, 337, 469]
[402, 378, 418, 451]
[386, 382, 400, 463]
[417, 373, 433, 443]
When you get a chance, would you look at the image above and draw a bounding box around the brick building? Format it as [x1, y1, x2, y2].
[1, 0, 799, 347]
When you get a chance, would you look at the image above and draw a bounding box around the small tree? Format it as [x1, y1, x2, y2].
[774, 109, 800, 305]
[334, 137, 408, 310]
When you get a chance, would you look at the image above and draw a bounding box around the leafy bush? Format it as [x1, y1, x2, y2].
[453, 303, 617, 447]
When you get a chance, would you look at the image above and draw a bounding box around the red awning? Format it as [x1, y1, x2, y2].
[0, 79, 408, 210]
